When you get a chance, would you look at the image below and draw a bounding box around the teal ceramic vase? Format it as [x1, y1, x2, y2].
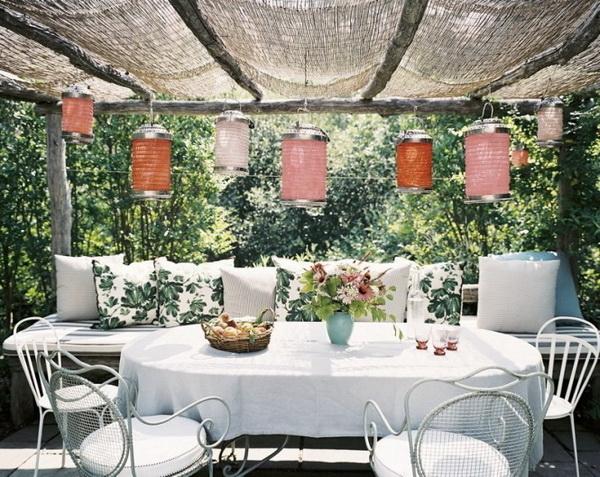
[326, 312, 354, 345]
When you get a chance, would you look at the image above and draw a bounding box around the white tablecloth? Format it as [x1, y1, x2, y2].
[119, 322, 545, 464]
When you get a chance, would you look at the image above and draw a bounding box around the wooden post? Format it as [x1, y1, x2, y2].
[46, 112, 72, 273]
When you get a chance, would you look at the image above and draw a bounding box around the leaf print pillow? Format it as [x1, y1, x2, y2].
[155, 258, 234, 327]
[92, 259, 158, 329]
[409, 261, 463, 325]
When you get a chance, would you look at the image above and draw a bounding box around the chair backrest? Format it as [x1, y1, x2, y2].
[36, 350, 133, 477]
[404, 366, 553, 477]
[13, 317, 61, 407]
[536, 317, 600, 409]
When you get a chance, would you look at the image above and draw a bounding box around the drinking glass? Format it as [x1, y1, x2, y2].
[406, 296, 425, 339]
[415, 323, 430, 350]
[446, 325, 461, 351]
[432, 327, 448, 356]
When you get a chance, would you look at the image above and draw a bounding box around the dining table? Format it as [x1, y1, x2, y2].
[118, 321, 547, 468]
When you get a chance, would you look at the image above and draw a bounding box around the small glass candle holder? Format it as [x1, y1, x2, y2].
[432, 327, 448, 356]
[446, 325, 461, 351]
[415, 324, 430, 350]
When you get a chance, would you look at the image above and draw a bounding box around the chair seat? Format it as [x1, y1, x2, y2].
[80, 414, 207, 477]
[39, 383, 119, 411]
[373, 430, 510, 477]
[545, 395, 574, 419]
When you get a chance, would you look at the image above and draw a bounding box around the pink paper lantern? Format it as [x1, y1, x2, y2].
[464, 118, 511, 203]
[214, 110, 254, 175]
[281, 123, 329, 207]
[537, 97, 563, 147]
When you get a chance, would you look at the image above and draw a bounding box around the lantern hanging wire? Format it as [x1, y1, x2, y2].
[464, 101, 512, 204]
[131, 96, 173, 200]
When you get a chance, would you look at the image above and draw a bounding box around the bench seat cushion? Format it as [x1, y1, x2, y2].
[4, 314, 597, 357]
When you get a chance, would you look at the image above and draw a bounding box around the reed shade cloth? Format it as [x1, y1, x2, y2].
[464, 118, 511, 203]
[537, 97, 564, 147]
[2, 1, 600, 100]
[214, 110, 254, 175]
[511, 145, 529, 168]
[131, 123, 172, 200]
[280, 123, 329, 207]
[61, 90, 94, 144]
[395, 129, 433, 193]
[118, 322, 546, 467]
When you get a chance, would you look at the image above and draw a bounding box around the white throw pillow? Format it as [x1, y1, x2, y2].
[477, 257, 559, 333]
[155, 258, 234, 326]
[221, 267, 277, 318]
[55, 254, 124, 321]
[92, 259, 158, 329]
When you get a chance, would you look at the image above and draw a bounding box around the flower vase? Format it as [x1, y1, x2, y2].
[326, 312, 354, 345]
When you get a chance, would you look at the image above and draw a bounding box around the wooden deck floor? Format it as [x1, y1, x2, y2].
[1, 418, 599, 476]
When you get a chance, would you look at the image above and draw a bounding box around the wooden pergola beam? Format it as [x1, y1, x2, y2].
[0, 5, 153, 99]
[36, 97, 539, 116]
[168, 0, 263, 101]
[470, 4, 600, 98]
[0, 76, 57, 103]
[361, 0, 429, 100]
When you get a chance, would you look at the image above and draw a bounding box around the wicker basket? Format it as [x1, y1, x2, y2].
[201, 309, 274, 353]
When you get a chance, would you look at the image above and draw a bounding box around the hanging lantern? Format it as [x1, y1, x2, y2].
[214, 110, 254, 175]
[537, 97, 563, 147]
[464, 112, 511, 204]
[281, 123, 329, 207]
[395, 129, 433, 193]
[61, 85, 94, 144]
[511, 144, 529, 168]
[131, 123, 172, 200]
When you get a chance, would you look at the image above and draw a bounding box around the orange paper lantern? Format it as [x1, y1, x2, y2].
[281, 123, 329, 207]
[395, 129, 433, 193]
[131, 124, 172, 200]
[511, 145, 529, 168]
[61, 87, 94, 144]
[464, 118, 511, 203]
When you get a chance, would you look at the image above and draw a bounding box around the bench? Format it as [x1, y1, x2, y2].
[4, 313, 600, 427]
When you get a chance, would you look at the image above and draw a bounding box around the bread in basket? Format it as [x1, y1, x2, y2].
[202, 309, 274, 353]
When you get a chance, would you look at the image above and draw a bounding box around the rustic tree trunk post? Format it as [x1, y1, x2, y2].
[46, 111, 72, 285]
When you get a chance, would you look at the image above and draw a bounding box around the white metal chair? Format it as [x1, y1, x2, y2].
[536, 317, 600, 477]
[13, 317, 119, 476]
[364, 366, 554, 477]
[37, 349, 230, 477]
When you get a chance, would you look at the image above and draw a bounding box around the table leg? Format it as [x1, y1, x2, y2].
[220, 435, 290, 477]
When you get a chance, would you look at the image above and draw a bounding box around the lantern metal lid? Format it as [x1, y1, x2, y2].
[282, 123, 330, 142]
[395, 129, 433, 145]
[61, 84, 93, 100]
[465, 118, 511, 137]
[215, 109, 255, 128]
[132, 123, 172, 141]
[538, 97, 564, 109]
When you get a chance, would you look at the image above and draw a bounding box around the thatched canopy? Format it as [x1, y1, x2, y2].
[0, 0, 599, 106]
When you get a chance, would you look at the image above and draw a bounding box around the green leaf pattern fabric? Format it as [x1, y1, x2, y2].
[411, 262, 463, 325]
[275, 266, 319, 321]
[155, 258, 232, 326]
[92, 260, 158, 329]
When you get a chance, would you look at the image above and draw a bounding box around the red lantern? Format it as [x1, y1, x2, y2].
[537, 97, 563, 147]
[464, 118, 511, 203]
[395, 129, 433, 193]
[511, 145, 529, 168]
[281, 123, 329, 207]
[61, 86, 94, 144]
[131, 124, 172, 200]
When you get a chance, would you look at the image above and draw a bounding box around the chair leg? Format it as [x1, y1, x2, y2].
[569, 414, 580, 477]
[208, 449, 213, 477]
[61, 439, 66, 468]
[33, 409, 48, 477]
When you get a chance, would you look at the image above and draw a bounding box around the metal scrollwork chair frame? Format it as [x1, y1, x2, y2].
[364, 366, 554, 477]
[36, 349, 231, 477]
